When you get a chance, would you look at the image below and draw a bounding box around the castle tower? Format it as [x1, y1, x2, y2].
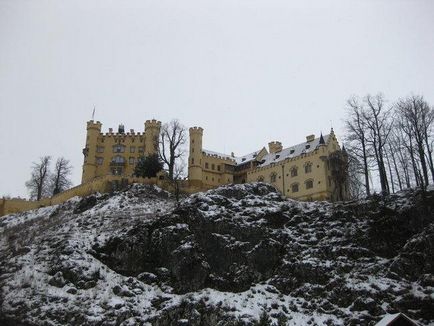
[82, 120, 102, 183]
[144, 119, 161, 156]
[188, 127, 203, 186]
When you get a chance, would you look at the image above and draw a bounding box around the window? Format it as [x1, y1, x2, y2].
[217, 165, 221, 171]
[138, 146, 144, 153]
[205, 162, 209, 169]
[112, 155, 125, 163]
[191, 158, 194, 165]
[96, 157, 103, 165]
[305, 179, 314, 189]
[270, 173, 277, 183]
[257, 176, 264, 182]
[129, 157, 135, 165]
[290, 167, 298, 177]
[211, 164, 215, 170]
[291, 183, 299, 193]
[113, 144, 125, 153]
[305, 162, 312, 173]
[97, 146, 104, 153]
[130, 146, 136, 153]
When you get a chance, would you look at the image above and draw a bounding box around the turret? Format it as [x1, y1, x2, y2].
[319, 133, 326, 146]
[189, 127, 204, 186]
[82, 120, 102, 183]
[268, 141, 282, 154]
[144, 119, 161, 155]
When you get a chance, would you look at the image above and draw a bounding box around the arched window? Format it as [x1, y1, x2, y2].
[290, 166, 298, 177]
[305, 179, 314, 189]
[270, 172, 277, 183]
[304, 162, 312, 174]
[257, 175, 264, 182]
[291, 183, 299, 193]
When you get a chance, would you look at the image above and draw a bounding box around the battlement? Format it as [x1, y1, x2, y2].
[203, 151, 235, 163]
[189, 126, 204, 134]
[87, 120, 102, 130]
[145, 119, 162, 129]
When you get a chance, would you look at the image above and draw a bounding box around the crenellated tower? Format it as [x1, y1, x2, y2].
[82, 120, 102, 183]
[144, 119, 161, 156]
[188, 127, 204, 186]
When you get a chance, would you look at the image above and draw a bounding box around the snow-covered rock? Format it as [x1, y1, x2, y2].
[0, 183, 433, 325]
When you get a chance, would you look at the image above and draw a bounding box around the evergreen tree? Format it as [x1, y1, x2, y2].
[134, 154, 163, 178]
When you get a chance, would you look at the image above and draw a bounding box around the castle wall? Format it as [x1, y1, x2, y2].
[200, 154, 235, 187]
[0, 197, 50, 217]
[247, 147, 332, 200]
[82, 120, 161, 183]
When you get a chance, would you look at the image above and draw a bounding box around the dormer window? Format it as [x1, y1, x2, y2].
[290, 149, 295, 154]
[305, 144, 310, 149]
[275, 154, 280, 159]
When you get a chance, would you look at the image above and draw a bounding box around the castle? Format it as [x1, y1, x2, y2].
[81, 119, 161, 183]
[188, 127, 348, 202]
[0, 119, 348, 217]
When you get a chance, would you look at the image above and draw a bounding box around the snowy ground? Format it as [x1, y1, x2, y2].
[1, 183, 433, 325]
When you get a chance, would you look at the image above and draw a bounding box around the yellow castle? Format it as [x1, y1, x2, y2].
[1, 119, 348, 217]
[188, 127, 348, 201]
[81, 119, 161, 183]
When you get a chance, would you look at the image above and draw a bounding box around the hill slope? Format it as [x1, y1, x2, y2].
[0, 183, 433, 325]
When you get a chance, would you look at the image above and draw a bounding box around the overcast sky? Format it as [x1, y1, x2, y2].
[0, 0, 433, 198]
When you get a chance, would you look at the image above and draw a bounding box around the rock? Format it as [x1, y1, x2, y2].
[73, 195, 97, 214]
[138, 272, 158, 284]
[66, 287, 77, 294]
[48, 272, 66, 288]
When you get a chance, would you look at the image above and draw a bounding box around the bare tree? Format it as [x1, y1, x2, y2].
[50, 157, 73, 195]
[159, 119, 187, 180]
[363, 93, 393, 194]
[346, 152, 365, 199]
[344, 96, 372, 196]
[329, 150, 349, 201]
[170, 159, 187, 203]
[25, 156, 51, 200]
[395, 95, 434, 187]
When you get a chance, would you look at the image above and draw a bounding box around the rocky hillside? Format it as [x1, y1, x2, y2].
[0, 183, 433, 325]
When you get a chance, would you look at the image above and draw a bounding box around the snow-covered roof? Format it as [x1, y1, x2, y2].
[258, 134, 331, 167]
[375, 313, 419, 326]
[234, 150, 262, 165]
[203, 149, 264, 165]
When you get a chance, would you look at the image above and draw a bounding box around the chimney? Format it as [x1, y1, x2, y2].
[268, 141, 283, 153]
[306, 134, 315, 142]
[109, 128, 113, 133]
[231, 152, 235, 158]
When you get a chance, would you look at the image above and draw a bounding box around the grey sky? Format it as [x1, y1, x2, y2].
[1, 0, 433, 198]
